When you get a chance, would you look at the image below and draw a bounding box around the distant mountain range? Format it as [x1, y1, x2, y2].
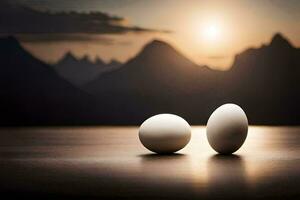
[0, 36, 102, 125]
[0, 33, 299, 125]
[54, 52, 122, 87]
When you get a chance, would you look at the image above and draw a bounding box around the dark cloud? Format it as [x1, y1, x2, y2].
[0, 1, 169, 38]
[13, 34, 115, 45]
[15, 0, 139, 12]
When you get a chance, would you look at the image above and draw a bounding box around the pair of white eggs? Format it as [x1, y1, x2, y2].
[139, 104, 248, 154]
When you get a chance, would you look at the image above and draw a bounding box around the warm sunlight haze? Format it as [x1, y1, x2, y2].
[0, 1, 300, 199]
[18, 0, 300, 70]
[202, 23, 222, 42]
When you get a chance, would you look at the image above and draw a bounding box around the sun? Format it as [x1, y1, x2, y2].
[202, 23, 221, 42]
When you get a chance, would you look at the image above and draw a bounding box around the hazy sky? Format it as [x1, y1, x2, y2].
[11, 0, 300, 69]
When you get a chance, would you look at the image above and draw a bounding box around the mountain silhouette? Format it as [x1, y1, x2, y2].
[85, 33, 300, 125]
[55, 52, 122, 87]
[269, 33, 294, 49]
[0, 36, 102, 125]
[87, 39, 220, 94]
[226, 33, 300, 124]
[0, 33, 299, 125]
[85, 39, 226, 124]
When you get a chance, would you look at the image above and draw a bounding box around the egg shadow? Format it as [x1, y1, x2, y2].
[138, 153, 188, 167]
[138, 152, 186, 160]
[211, 153, 242, 161]
[138, 152, 190, 184]
[205, 154, 249, 198]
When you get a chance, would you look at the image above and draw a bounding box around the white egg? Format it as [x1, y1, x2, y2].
[206, 104, 248, 154]
[139, 114, 191, 154]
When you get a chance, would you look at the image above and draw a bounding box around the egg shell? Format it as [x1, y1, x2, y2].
[139, 114, 191, 154]
[207, 104, 248, 154]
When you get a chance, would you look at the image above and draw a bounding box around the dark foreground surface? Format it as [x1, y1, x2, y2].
[0, 126, 299, 199]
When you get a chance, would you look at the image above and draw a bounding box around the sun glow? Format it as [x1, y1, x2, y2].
[202, 23, 222, 42]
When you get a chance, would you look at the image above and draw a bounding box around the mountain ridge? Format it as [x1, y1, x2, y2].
[0, 33, 299, 125]
[54, 52, 122, 86]
[85, 32, 300, 125]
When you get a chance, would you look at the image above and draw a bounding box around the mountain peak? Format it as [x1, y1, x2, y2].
[95, 56, 105, 65]
[0, 35, 18, 42]
[148, 39, 168, 45]
[144, 39, 171, 49]
[59, 52, 78, 63]
[81, 55, 91, 62]
[65, 51, 77, 59]
[270, 33, 293, 48]
[0, 36, 21, 49]
[139, 39, 179, 57]
[123, 38, 198, 73]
